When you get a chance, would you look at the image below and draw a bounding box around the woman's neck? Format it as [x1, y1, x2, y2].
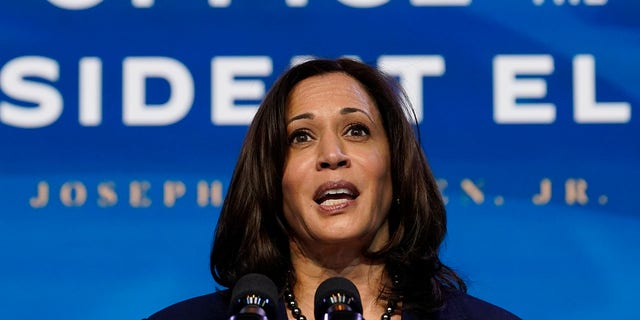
[288, 241, 393, 320]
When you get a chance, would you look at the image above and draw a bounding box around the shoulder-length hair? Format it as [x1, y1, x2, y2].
[210, 58, 465, 315]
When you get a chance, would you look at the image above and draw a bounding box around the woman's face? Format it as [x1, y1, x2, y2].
[282, 72, 393, 250]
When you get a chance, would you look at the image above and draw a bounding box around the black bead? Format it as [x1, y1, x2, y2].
[381, 314, 391, 320]
[392, 274, 400, 287]
[292, 308, 301, 316]
[299, 315, 307, 320]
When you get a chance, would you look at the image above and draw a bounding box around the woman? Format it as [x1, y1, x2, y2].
[146, 58, 519, 320]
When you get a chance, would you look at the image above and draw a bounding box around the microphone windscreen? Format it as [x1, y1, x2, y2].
[229, 273, 279, 319]
[314, 277, 363, 320]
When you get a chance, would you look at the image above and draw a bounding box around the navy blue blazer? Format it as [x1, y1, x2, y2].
[145, 289, 520, 320]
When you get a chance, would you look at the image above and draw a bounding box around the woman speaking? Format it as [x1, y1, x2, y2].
[146, 58, 519, 320]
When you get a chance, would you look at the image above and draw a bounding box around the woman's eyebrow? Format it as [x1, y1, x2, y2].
[287, 112, 314, 125]
[341, 107, 374, 123]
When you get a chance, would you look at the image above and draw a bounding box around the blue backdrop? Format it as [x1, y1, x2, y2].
[1, 1, 638, 319]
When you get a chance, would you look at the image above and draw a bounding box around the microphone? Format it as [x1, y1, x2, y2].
[228, 273, 279, 320]
[314, 277, 364, 320]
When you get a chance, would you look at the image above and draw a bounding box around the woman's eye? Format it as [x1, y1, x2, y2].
[346, 124, 370, 137]
[288, 130, 312, 144]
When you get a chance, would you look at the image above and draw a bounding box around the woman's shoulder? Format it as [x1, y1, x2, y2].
[435, 290, 521, 320]
[144, 290, 230, 320]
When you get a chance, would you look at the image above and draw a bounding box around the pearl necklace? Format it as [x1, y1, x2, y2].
[283, 286, 398, 320]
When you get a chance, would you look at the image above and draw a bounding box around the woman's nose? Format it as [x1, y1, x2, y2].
[316, 135, 350, 170]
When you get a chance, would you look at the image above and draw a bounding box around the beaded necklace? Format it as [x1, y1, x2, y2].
[283, 284, 399, 320]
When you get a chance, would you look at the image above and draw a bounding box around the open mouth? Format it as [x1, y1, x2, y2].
[313, 181, 360, 207]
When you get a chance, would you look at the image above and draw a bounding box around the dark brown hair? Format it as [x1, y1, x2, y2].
[210, 58, 466, 315]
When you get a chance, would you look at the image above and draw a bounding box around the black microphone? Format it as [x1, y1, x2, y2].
[314, 277, 364, 320]
[228, 273, 279, 320]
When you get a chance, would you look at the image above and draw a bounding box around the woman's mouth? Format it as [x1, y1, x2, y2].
[313, 181, 360, 207]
